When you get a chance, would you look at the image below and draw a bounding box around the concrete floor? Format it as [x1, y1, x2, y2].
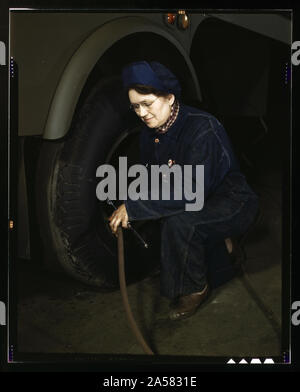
[15, 170, 284, 362]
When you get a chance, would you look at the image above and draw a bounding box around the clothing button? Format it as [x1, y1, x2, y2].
[154, 138, 159, 143]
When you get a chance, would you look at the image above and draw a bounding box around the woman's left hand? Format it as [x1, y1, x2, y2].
[109, 203, 129, 235]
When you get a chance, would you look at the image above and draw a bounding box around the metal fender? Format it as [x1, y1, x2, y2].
[43, 16, 202, 140]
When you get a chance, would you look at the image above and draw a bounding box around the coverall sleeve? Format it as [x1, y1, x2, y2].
[125, 128, 230, 221]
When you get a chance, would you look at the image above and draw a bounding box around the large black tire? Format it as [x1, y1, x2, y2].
[36, 76, 160, 289]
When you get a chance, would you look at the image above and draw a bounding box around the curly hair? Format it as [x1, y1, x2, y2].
[126, 84, 171, 98]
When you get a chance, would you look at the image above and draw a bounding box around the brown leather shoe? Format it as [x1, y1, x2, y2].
[168, 285, 209, 321]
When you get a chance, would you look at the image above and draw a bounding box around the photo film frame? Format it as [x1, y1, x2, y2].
[1, 0, 300, 375]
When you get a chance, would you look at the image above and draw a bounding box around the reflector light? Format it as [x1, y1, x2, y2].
[166, 13, 176, 25]
[178, 10, 189, 30]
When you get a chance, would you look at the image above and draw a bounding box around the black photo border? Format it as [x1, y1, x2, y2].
[0, 0, 299, 376]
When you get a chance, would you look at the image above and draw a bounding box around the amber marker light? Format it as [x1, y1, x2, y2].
[165, 13, 176, 25]
[178, 10, 189, 30]
[9, 220, 14, 229]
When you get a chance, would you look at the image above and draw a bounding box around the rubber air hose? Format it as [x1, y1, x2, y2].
[117, 226, 154, 355]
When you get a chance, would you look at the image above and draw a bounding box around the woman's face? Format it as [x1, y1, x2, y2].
[128, 89, 175, 128]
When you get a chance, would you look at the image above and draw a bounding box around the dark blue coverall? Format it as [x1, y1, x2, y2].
[125, 104, 259, 299]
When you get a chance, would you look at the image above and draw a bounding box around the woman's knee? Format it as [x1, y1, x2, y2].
[161, 212, 194, 239]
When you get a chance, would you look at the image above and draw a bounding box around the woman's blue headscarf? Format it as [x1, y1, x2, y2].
[122, 61, 181, 98]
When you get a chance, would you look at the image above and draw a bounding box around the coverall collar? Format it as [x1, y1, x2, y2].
[150, 102, 189, 141]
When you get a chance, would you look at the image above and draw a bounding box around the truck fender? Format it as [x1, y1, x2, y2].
[43, 15, 202, 140]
